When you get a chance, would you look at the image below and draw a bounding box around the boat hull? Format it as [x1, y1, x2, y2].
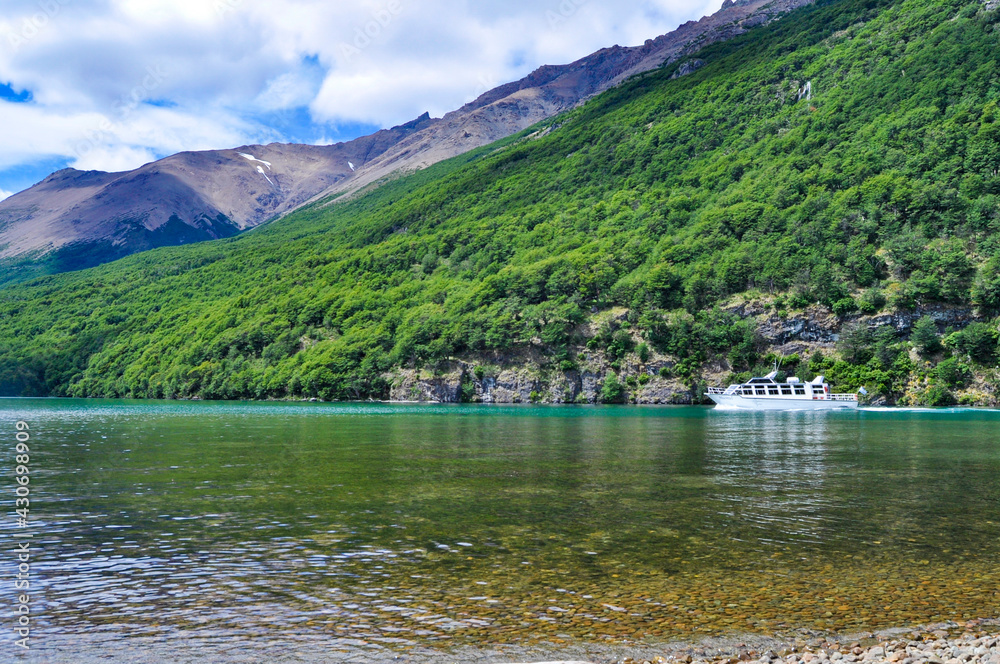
[705, 393, 858, 411]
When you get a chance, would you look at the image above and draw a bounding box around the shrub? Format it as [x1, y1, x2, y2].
[832, 297, 859, 318]
[637, 342, 650, 363]
[782, 353, 801, 367]
[919, 384, 956, 407]
[460, 376, 476, 402]
[886, 282, 916, 311]
[787, 291, 812, 310]
[934, 357, 971, 389]
[857, 288, 887, 314]
[606, 329, 636, 361]
[600, 373, 627, 404]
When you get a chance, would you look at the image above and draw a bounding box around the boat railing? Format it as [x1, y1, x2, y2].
[707, 385, 858, 401]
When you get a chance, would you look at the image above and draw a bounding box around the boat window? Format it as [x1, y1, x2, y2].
[794, 386, 806, 395]
[781, 386, 792, 395]
[767, 386, 779, 395]
[742, 388, 753, 396]
[755, 387, 766, 395]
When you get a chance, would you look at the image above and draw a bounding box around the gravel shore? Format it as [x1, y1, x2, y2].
[602, 620, 1000, 664]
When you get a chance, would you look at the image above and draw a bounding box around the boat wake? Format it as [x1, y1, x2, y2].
[859, 406, 1000, 414]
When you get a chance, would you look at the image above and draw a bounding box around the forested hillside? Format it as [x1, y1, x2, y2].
[1, 0, 999, 405]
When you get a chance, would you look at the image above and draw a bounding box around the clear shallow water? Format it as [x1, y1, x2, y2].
[1, 400, 998, 661]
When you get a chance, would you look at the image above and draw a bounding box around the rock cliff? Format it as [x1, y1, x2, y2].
[382, 301, 996, 407]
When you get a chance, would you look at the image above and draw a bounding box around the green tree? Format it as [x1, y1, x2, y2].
[837, 323, 874, 365]
[934, 357, 970, 389]
[945, 322, 998, 364]
[971, 257, 1000, 313]
[966, 123, 1000, 178]
[910, 316, 941, 357]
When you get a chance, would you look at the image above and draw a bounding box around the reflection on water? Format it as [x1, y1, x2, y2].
[1, 401, 999, 660]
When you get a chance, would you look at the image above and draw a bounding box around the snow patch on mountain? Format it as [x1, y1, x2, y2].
[256, 165, 275, 186]
[239, 153, 272, 169]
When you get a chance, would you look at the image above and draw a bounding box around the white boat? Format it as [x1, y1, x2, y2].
[706, 371, 859, 410]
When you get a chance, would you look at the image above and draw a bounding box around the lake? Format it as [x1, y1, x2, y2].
[1, 400, 998, 662]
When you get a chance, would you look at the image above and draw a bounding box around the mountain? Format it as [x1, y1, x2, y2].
[311, 0, 817, 200]
[1, 0, 998, 407]
[0, 0, 813, 285]
[0, 115, 434, 281]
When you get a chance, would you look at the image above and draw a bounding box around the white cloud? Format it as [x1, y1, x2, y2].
[0, 0, 724, 190]
[0, 189, 13, 202]
[0, 100, 253, 173]
[71, 146, 159, 173]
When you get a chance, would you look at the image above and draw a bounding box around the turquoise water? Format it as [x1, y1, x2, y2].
[1, 400, 998, 661]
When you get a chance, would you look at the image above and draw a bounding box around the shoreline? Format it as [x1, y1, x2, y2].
[395, 619, 1000, 664]
[21, 619, 1000, 663]
[514, 618, 1000, 664]
[6, 394, 1000, 412]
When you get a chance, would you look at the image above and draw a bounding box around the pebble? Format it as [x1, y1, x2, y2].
[621, 629, 1000, 664]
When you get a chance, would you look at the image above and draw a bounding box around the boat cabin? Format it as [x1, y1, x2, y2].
[728, 370, 830, 399]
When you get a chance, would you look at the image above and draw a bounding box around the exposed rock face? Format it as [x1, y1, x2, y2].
[0, 0, 816, 274]
[386, 356, 702, 406]
[671, 59, 706, 79]
[753, 304, 977, 346]
[383, 302, 987, 405]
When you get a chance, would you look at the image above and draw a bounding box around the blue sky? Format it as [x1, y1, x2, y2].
[0, 0, 722, 200]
